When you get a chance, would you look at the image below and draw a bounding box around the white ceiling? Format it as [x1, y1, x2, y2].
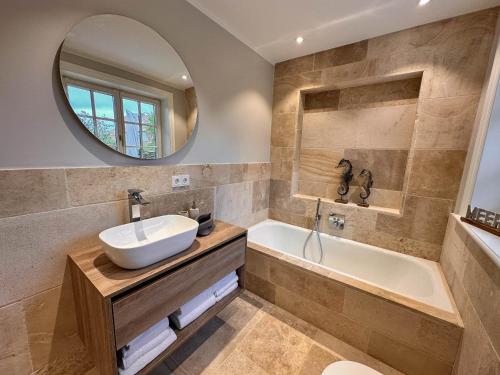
[186, 0, 500, 64]
[63, 14, 193, 89]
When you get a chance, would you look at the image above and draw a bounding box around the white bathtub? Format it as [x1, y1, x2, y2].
[248, 219, 454, 313]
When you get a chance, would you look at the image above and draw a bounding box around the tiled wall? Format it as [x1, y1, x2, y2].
[440, 216, 500, 374]
[0, 163, 269, 374]
[299, 77, 421, 209]
[270, 8, 498, 261]
[246, 246, 463, 375]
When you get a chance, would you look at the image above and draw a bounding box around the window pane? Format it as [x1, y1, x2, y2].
[67, 85, 93, 117]
[126, 147, 140, 158]
[142, 147, 157, 159]
[142, 125, 157, 148]
[78, 116, 95, 133]
[94, 92, 115, 119]
[125, 123, 140, 147]
[96, 119, 117, 149]
[141, 102, 156, 125]
[123, 98, 139, 123]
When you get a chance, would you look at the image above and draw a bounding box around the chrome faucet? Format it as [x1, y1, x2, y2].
[329, 210, 345, 230]
[128, 189, 150, 222]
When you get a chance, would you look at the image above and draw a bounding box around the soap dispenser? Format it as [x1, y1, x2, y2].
[188, 200, 200, 219]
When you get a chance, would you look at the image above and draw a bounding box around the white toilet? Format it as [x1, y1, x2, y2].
[322, 361, 383, 375]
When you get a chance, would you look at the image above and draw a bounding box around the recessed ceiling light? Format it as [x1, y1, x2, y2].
[296, 36, 304, 44]
[181, 75, 188, 80]
[418, 0, 431, 6]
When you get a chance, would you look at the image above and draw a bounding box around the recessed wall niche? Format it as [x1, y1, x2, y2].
[298, 76, 422, 210]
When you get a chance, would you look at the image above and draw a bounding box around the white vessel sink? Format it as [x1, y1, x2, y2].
[99, 215, 199, 269]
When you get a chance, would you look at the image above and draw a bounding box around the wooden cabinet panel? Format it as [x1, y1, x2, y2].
[112, 236, 246, 349]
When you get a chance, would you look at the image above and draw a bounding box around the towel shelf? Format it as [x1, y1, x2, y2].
[68, 220, 247, 375]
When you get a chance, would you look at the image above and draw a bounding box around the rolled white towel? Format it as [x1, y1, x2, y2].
[119, 328, 174, 369]
[121, 317, 169, 359]
[211, 272, 238, 296]
[175, 288, 214, 317]
[118, 327, 177, 375]
[171, 295, 215, 329]
[215, 281, 238, 302]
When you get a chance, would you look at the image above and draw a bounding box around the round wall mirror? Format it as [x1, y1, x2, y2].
[60, 15, 198, 159]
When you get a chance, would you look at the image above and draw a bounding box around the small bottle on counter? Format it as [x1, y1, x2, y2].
[189, 200, 200, 219]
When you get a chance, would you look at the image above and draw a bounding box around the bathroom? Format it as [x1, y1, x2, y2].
[1, 0, 499, 374]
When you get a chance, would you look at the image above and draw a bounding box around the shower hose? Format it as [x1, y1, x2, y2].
[302, 198, 324, 264]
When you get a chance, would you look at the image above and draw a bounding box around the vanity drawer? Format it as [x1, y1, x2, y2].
[112, 236, 246, 349]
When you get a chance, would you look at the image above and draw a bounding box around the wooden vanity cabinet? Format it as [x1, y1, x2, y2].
[68, 221, 247, 375]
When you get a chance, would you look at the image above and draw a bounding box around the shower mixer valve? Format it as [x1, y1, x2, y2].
[328, 211, 345, 230]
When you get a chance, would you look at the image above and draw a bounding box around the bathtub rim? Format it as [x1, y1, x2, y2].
[247, 220, 463, 328]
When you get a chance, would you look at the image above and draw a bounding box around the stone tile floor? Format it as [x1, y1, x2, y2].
[148, 291, 402, 375]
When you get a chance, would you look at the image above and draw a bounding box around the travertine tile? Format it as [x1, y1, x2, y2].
[274, 287, 371, 351]
[23, 284, 93, 374]
[245, 272, 276, 304]
[275, 54, 314, 78]
[304, 90, 340, 112]
[146, 188, 214, 218]
[66, 166, 172, 206]
[407, 150, 466, 199]
[314, 41, 368, 70]
[0, 169, 68, 218]
[415, 95, 480, 150]
[376, 195, 453, 245]
[301, 111, 355, 149]
[215, 182, 252, 224]
[338, 77, 420, 110]
[344, 149, 409, 191]
[271, 113, 297, 147]
[298, 344, 340, 375]
[252, 180, 270, 213]
[367, 332, 452, 375]
[214, 349, 268, 375]
[299, 148, 343, 184]
[0, 201, 128, 306]
[238, 312, 314, 375]
[0, 302, 32, 375]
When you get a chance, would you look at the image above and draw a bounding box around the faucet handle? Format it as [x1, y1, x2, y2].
[128, 188, 144, 195]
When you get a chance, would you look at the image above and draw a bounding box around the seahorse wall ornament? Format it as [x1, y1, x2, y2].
[358, 169, 374, 208]
[335, 159, 353, 204]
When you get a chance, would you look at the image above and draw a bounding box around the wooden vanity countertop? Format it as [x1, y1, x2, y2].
[68, 220, 247, 299]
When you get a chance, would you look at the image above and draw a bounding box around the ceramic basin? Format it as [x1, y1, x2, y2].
[99, 215, 199, 269]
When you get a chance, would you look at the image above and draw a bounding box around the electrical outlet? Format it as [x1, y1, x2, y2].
[172, 174, 190, 188]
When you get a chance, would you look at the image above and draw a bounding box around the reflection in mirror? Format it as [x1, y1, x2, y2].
[60, 14, 198, 159]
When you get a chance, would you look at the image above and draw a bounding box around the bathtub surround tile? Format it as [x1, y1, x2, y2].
[271, 113, 297, 147]
[245, 273, 276, 304]
[313, 40, 368, 70]
[407, 150, 467, 200]
[252, 180, 270, 213]
[440, 215, 500, 375]
[414, 96, 480, 150]
[0, 169, 68, 218]
[303, 90, 340, 112]
[0, 302, 32, 374]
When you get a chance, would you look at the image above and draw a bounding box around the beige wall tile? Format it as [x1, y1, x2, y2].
[299, 148, 343, 184]
[338, 77, 420, 110]
[23, 284, 93, 373]
[0, 201, 128, 306]
[314, 41, 368, 70]
[215, 182, 253, 224]
[301, 111, 355, 149]
[407, 150, 466, 199]
[0, 169, 68, 218]
[146, 187, 214, 218]
[66, 166, 172, 206]
[344, 149, 409, 191]
[271, 113, 297, 147]
[275, 54, 314, 78]
[376, 195, 453, 245]
[0, 302, 32, 375]
[252, 180, 270, 213]
[414, 96, 480, 150]
[304, 90, 340, 112]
